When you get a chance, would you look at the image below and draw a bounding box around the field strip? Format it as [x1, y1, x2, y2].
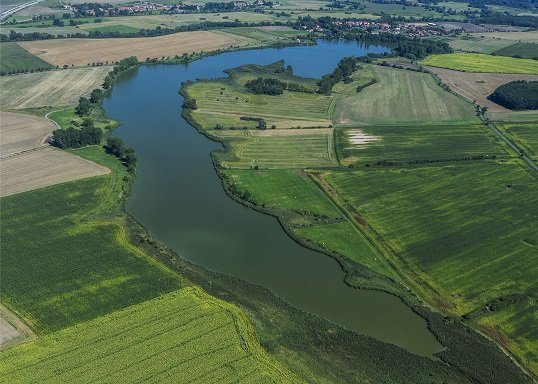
[19, 31, 255, 67]
[0, 147, 110, 197]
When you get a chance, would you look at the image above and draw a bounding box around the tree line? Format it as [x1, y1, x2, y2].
[244, 77, 313, 95]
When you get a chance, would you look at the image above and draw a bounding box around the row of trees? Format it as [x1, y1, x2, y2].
[317, 56, 366, 94]
[105, 137, 137, 173]
[488, 81, 538, 110]
[103, 56, 138, 89]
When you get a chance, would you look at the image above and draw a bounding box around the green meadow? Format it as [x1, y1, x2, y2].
[420, 53, 538, 74]
[493, 42, 538, 59]
[213, 128, 337, 169]
[184, 61, 333, 129]
[332, 65, 477, 125]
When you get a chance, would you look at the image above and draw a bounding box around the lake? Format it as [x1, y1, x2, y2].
[103, 39, 443, 357]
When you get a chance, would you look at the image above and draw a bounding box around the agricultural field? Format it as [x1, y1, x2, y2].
[184, 62, 333, 129]
[470, 31, 538, 43]
[213, 128, 337, 168]
[77, 12, 281, 32]
[0, 42, 53, 73]
[332, 65, 477, 125]
[492, 42, 538, 59]
[19, 30, 255, 67]
[321, 162, 538, 374]
[0, 111, 110, 197]
[335, 124, 508, 166]
[214, 26, 308, 43]
[0, 67, 111, 109]
[425, 66, 538, 112]
[431, 35, 516, 54]
[0, 111, 55, 155]
[420, 53, 538, 74]
[0, 288, 299, 383]
[0, 148, 182, 332]
[496, 123, 538, 160]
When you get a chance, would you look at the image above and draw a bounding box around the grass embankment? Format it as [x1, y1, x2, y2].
[332, 65, 477, 125]
[319, 162, 537, 375]
[420, 53, 538, 74]
[335, 124, 509, 166]
[183, 61, 333, 129]
[0, 288, 299, 383]
[0, 42, 53, 73]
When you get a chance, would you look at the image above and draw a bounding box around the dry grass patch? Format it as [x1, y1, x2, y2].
[20, 31, 253, 67]
[0, 67, 111, 109]
[0, 147, 110, 197]
[0, 111, 55, 155]
[427, 66, 538, 111]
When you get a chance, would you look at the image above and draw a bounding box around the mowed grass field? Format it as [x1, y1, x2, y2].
[185, 64, 332, 129]
[323, 162, 538, 373]
[497, 123, 538, 160]
[425, 66, 538, 112]
[0, 288, 300, 383]
[213, 129, 337, 169]
[0, 147, 182, 333]
[493, 42, 538, 59]
[0, 42, 53, 72]
[470, 31, 538, 44]
[19, 31, 254, 67]
[335, 124, 508, 166]
[420, 53, 538, 74]
[224, 169, 397, 278]
[0, 67, 111, 109]
[332, 65, 477, 125]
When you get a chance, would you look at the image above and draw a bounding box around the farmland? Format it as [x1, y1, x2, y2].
[496, 123, 538, 160]
[0, 42, 53, 73]
[470, 32, 538, 44]
[332, 65, 477, 125]
[0, 147, 182, 332]
[0, 67, 111, 109]
[213, 128, 337, 168]
[0, 111, 110, 197]
[19, 31, 255, 67]
[335, 124, 508, 166]
[320, 162, 538, 374]
[0, 288, 299, 383]
[184, 62, 333, 129]
[425, 66, 538, 112]
[493, 42, 538, 59]
[420, 53, 538, 74]
[432, 35, 516, 54]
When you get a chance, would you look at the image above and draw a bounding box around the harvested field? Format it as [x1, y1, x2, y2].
[471, 31, 538, 43]
[0, 111, 55, 155]
[0, 147, 110, 197]
[0, 67, 111, 109]
[0, 304, 35, 350]
[426, 66, 538, 111]
[20, 31, 254, 67]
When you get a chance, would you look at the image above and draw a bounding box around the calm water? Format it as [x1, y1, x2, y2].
[104, 40, 443, 357]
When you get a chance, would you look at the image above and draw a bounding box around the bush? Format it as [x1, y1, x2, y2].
[245, 77, 286, 95]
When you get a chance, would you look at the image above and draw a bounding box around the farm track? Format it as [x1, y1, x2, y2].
[488, 122, 538, 172]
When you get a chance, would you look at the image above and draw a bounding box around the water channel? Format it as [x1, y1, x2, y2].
[103, 39, 443, 357]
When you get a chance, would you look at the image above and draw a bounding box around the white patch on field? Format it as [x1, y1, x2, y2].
[346, 129, 380, 148]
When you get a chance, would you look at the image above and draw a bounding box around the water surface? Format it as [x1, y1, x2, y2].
[104, 40, 443, 357]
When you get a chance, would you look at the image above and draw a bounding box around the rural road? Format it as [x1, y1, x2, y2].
[488, 122, 538, 172]
[0, 0, 46, 21]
